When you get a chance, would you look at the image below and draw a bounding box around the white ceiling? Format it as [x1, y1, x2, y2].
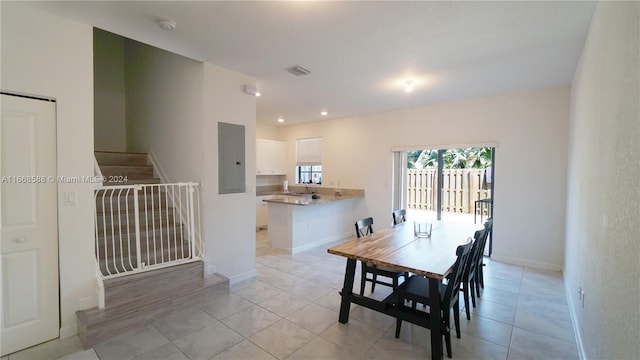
[29, 1, 596, 125]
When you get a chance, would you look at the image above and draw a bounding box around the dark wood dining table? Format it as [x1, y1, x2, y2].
[327, 221, 473, 360]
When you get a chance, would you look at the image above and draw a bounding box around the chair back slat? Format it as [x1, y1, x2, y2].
[474, 219, 492, 268]
[464, 229, 485, 279]
[355, 217, 374, 238]
[392, 209, 407, 226]
[444, 240, 473, 306]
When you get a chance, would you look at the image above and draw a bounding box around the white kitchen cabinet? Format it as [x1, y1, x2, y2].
[256, 139, 286, 175]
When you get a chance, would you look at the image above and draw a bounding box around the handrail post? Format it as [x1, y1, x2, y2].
[133, 184, 142, 270]
[188, 184, 196, 258]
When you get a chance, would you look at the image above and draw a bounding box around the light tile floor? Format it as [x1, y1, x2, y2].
[3, 229, 578, 360]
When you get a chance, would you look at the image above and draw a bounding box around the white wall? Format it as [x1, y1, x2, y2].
[280, 87, 570, 270]
[565, 2, 640, 358]
[93, 29, 126, 152]
[202, 63, 257, 282]
[256, 122, 283, 141]
[125, 53, 257, 282]
[1, 3, 96, 338]
[124, 40, 204, 183]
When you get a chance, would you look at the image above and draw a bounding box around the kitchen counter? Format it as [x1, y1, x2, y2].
[264, 188, 364, 254]
[263, 193, 363, 206]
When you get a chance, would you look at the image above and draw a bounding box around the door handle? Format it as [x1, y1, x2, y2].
[15, 237, 26, 244]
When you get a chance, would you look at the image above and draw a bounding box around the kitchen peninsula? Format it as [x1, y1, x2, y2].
[263, 188, 364, 254]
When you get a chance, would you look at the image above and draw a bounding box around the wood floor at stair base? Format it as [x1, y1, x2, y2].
[77, 278, 228, 349]
[76, 263, 228, 349]
[103, 261, 204, 308]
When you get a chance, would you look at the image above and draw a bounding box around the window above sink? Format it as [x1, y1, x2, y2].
[296, 165, 322, 185]
[295, 137, 322, 184]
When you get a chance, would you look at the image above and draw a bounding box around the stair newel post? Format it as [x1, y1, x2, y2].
[133, 184, 143, 271]
[188, 184, 196, 258]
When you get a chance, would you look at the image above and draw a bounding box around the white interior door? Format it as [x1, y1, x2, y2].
[1, 94, 59, 356]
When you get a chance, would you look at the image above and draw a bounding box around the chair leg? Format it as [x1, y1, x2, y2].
[462, 284, 471, 321]
[478, 263, 485, 289]
[475, 272, 484, 297]
[470, 279, 477, 308]
[445, 329, 452, 358]
[371, 272, 377, 293]
[395, 318, 402, 338]
[360, 262, 366, 295]
[453, 302, 461, 339]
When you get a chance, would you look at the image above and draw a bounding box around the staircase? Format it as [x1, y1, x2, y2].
[94, 151, 185, 275]
[78, 151, 225, 348]
[95, 151, 160, 185]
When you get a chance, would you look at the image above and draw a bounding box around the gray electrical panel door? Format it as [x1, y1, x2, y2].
[218, 122, 245, 194]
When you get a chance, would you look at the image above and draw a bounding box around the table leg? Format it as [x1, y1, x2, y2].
[429, 277, 443, 360]
[474, 201, 478, 224]
[338, 258, 357, 323]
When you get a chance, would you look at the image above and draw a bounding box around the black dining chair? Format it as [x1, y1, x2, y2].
[395, 240, 473, 358]
[355, 217, 409, 295]
[392, 209, 407, 225]
[460, 228, 488, 320]
[475, 218, 493, 291]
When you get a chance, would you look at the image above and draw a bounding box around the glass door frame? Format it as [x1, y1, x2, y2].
[393, 143, 496, 254]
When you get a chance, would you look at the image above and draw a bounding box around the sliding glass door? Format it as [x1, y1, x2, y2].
[401, 146, 494, 226]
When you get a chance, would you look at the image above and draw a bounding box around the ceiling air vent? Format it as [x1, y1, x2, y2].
[285, 65, 311, 76]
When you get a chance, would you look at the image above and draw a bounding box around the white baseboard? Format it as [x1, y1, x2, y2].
[96, 277, 105, 310]
[565, 275, 587, 360]
[228, 269, 257, 285]
[59, 323, 78, 340]
[78, 295, 97, 310]
[205, 262, 217, 277]
[205, 261, 254, 285]
[490, 254, 563, 272]
[290, 232, 352, 255]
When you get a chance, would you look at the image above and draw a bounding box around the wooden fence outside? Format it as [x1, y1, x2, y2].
[407, 169, 492, 214]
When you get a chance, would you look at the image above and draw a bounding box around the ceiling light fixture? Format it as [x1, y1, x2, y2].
[277, 117, 285, 123]
[158, 19, 177, 31]
[320, 111, 328, 116]
[243, 84, 261, 97]
[404, 80, 415, 93]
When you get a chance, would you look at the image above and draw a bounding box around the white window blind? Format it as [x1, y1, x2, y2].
[296, 138, 322, 165]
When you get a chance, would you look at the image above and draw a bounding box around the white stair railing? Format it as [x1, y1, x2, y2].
[94, 182, 203, 279]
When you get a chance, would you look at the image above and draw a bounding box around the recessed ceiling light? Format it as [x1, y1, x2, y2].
[277, 118, 285, 123]
[404, 80, 414, 93]
[320, 111, 328, 116]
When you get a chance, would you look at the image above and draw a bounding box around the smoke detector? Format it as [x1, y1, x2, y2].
[285, 65, 311, 76]
[158, 19, 177, 31]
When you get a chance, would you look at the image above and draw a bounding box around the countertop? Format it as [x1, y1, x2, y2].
[263, 193, 363, 206]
